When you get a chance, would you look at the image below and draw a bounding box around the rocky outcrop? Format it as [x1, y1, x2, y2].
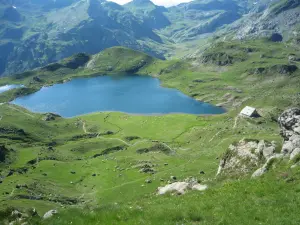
[42, 113, 61, 121]
[217, 139, 278, 176]
[251, 154, 283, 178]
[201, 52, 245, 66]
[218, 108, 300, 178]
[132, 162, 156, 174]
[6, 208, 38, 225]
[249, 64, 298, 75]
[252, 108, 300, 176]
[288, 54, 300, 62]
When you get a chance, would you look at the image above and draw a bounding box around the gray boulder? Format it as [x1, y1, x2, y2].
[290, 148, 300, 161]
[282, 141, 295, 154]
[252, 154, 283, 178]
[252, 167, 268, 178]
[157, 177, 207, 195]
[43, 209, 58, 219]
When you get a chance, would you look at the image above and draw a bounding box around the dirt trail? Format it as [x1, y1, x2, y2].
[209, 130, 222, 142]
[8, 105, 34, 118]
[233, 116, 238, 129]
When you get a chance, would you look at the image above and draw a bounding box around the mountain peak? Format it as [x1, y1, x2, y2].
[130, 0, 155, 6]
[1, 6, 22, 22]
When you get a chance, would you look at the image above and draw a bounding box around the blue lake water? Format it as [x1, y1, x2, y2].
[12, 75, 225, 117]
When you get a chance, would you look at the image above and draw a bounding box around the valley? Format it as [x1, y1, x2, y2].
[0, 37, 299, 224]
[1, 0, 299, 76]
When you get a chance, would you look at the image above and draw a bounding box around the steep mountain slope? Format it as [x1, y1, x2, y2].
[220, 0, 300, 41]
[0, 4, 24, 75]
[124, 0, 171, 29]
[159, 0, 241, 42]
[2, 0, 165, 76]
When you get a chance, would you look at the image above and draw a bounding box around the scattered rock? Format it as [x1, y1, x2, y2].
[139, 167, 155, 174]
[250, 65, 298, 75]
[125, 136, 140, 141]
[251, 167, 268, 178]
[288, 54, 300, 62]
[11, 210, 23, 218]
[170, 176, 177, 181]
[272, 65, 298, 75]
[28, 208, 38, 217]
[16, 184, 28, 189]
[199, 171, 205, 175]
[133, 162, 156, 174]
[145, 179, 152, 184]
[43, 209, 58, 219]
[32, 76, 42, 82]
[70, 171, 76, 174]
[92, 173, 96, 177]
[193, 79, 204, 83]
[7, 170, 14, 177]
[136, 143, 172, 155]
[191, 184, 208, 191]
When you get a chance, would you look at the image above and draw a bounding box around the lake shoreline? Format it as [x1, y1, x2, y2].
[11, 75, 226, 118]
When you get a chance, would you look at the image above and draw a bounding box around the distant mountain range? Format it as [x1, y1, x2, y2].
[0, 0, 299, 76]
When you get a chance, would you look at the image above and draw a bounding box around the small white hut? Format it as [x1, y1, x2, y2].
[239, 106, 260, 118]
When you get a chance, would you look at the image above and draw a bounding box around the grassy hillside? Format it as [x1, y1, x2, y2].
[0, 39, 300, 224]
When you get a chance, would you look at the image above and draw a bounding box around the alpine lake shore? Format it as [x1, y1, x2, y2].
[0, 39, 300, 224]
